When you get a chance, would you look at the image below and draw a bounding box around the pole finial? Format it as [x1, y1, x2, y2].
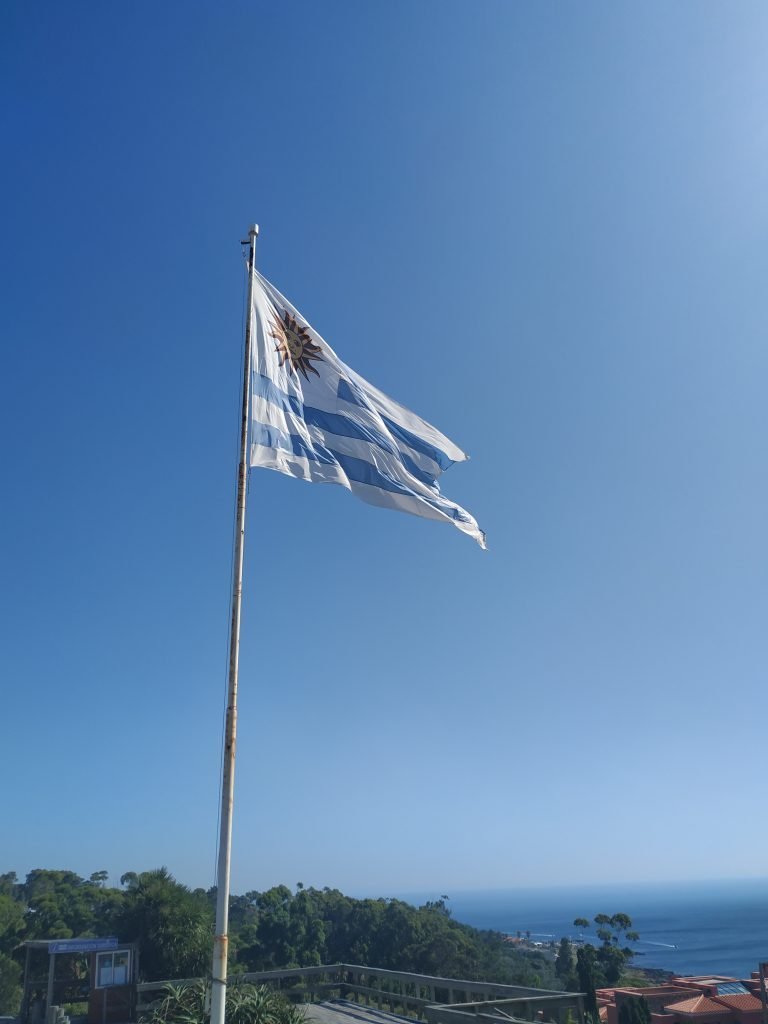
[250, 224, 259, 237]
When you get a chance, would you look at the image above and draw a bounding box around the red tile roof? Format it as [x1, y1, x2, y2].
[714, 994, 763, 1012]
[664, 995, 725, 1015]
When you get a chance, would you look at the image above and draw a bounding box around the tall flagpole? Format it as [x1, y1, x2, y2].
[210, 223, 258, 1024]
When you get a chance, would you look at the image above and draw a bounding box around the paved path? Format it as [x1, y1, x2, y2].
[304, 1000, 414, 1024]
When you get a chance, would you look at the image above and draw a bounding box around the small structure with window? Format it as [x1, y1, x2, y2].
[21, 938, 138, 1024]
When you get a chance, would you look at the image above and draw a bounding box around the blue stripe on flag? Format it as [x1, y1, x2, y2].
[381, 416, 455, 472]
[253, 372, 304, 417]
[337, 377, 369, 408]
[251, 422, 337, 465]
[253, 374, 439, 489]
[256, 374, 392, 450]
[251, 421, 464, 519]
[305, 407, 397, 455]
[338, 376, 454, 472]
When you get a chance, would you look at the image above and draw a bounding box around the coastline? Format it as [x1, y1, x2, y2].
[403, 880, 768, 979]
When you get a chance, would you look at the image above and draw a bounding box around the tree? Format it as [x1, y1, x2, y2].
[0, 894, 25, 955]
[423, 897, 451, 918]
[575, 946, 600, 1022]
[619, 997, 651, 1024]
[22, 869, 109, 939]
[114, 868, 212, 981]
[0, 874, 20, 899]
[598, 944, 625, 985]
[636, 997, 651, 1024]
[0, 953, 22, 1016]
[246, 885, 297, 969]
[610, 914, 632, 933]
[556, 938, 573, 981]
[570, 912, 639, 989]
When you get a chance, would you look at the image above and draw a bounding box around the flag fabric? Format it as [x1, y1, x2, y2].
[249, 271, 486, 549]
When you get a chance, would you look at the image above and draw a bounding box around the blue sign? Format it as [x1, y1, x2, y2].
[49, 938, 118, 954]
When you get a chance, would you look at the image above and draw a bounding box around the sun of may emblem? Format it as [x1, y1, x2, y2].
[269, 309, 323, 380]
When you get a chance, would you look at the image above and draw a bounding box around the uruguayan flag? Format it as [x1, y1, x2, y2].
[250, 271, 486, 549]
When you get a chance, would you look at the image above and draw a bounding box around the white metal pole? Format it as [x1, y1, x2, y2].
[210, 223, 258, 1024]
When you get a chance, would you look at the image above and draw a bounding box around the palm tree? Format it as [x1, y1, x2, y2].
[116, 868, 213, 981]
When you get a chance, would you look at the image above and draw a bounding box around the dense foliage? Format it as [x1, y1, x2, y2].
[225, 887, 558, 987]
[0, 869, 565, 1014]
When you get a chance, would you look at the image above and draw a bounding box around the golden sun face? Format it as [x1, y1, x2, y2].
[269, 309, 323, 380]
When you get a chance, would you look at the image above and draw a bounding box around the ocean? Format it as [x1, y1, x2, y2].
[400, 879, 768, 979]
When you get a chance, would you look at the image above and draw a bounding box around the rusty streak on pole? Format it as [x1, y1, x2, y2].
[210, 224, 258, 1024]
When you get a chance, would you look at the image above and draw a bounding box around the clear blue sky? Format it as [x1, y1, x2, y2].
[3, 1, 768, 897]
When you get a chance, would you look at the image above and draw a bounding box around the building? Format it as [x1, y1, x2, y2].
[20, 938, 137, 1024]
[597, 974, 766, 1024]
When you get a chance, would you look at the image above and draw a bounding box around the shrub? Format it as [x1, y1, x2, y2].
[141, 980, 306, 1024]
